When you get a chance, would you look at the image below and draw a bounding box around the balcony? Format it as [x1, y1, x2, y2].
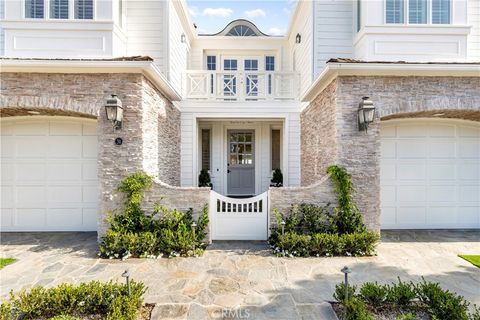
[183, 71, 299, 101]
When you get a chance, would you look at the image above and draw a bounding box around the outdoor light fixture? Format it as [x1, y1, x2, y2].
[105, 94, 123, 130]
[295, 33, 301, 44]
[341, 266, 352, 300]
[181, 33, 186, 43]
[358, 96, 375, 132]
[121, 269, 131, 295]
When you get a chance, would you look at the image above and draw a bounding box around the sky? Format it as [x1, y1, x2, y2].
[185, 0, 297, 36]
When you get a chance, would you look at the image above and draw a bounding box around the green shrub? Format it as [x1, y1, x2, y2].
[470, 305, 480, 320]
[342, 232, 380, 256]
[310, 233, 342, 256]
[198, 169, 212, 187]
[415, 279, 469, 320]
[327, 165, 366, 234]
[276, 232, 311, 257]
[396, 313, 415, 320]
[359, 282, 388, 308]
[333, 282, 357, 303]
[385, 278, 416, 308]
[344, 297, 374, 320]
[1, 280, 145, 320]
[299, 203, 333, 234]
[50, 316, 81, 320]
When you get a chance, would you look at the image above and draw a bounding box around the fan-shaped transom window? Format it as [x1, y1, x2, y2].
[226, 25, 257, 36]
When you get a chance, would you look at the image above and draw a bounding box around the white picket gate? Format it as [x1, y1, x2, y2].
[209, 191, 269, 240]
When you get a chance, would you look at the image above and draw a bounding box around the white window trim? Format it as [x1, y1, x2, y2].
[23, 0, 95, 20]
[384, 0, 452, 25]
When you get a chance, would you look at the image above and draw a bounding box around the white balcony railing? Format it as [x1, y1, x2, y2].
[183, 71, 299, 101]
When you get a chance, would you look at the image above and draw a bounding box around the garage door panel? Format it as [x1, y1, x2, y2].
[429, 124, 456, 137]
[429, 142, 456, 158]
[82, 162, 98, 180]
[397, 141, 426, 158]
[48, 137, 82, 158]
[47, 162, 82, 181]
[16, 162, 46, 181]
[82, 123, 97, 136]
[429, 164, 455, 180]
[1, 209, 14, 227]
[426, 207, 455, 225]
[397, 125, 427, 137]
[50, 121, 82, 136]
[83, 186, 98, 204]
[381, 141, 396, 158]
[398, 164, 425, 180]
[1, 186, 14, 207]
[1, 162, 14, 182]
[459, 185, 480, 202]
[47, 208, 83, 227]
[16, 208, 46, 227]
[1, 137, 14, 158]
[381, 120, 480, 230]
[83, 208, 98, 228]
[16, 186, 46, 204]
[15, 121, 48, 135]
[82, 137, 98, 158]
[1, 123, 14, 135]
[459, 141, 479, 158]
[397, 207, 426, 224]
[48, 186, 82, 203]
[428, 185, 456, 202]
[16, 137, 47, 158]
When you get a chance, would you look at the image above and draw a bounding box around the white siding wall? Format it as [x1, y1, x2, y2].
[289, 1, 314, 97]
[0, 0, 4, 56]
[167, 1, 189, 93]
[313, 0, 354, 78]
[126, 0, 167, 74]
[286, 113, 301, 187]
[180, 113, 195, 187]
[468, 0, 480, 61]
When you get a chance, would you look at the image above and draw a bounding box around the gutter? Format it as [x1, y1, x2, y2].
[302, 62, 480, 102]
[0, 59, 182, 101]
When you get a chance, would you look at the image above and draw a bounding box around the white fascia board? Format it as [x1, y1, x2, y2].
[302, 62, 480, 102]
[0, 20, 117, 31]
[0, 59, 182, 101]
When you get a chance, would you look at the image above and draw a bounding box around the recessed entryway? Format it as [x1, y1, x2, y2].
[0, 116, 98, 232]
[380, 118, 480, 229]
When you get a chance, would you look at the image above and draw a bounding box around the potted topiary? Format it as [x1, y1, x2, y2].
[198, 169, 213, 188]
[270, 168, 283, 187]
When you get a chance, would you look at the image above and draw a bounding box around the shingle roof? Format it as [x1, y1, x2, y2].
[0, 56, 154, 62]
[327, 58, 480, 65]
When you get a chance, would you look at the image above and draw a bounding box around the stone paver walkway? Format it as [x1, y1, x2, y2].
[1, 231, 479, 319]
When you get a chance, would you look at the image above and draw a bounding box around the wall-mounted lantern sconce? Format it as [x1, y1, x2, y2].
[295, 33, 301, 44]
[358, 96, 375, 132]
[181, 33, 186, 43]
[105, 94, 123, 130]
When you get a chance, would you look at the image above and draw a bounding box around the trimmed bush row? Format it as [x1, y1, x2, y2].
[271, 231, 379, 257]
[334, 278, 480, 320]
[99, 172, 210, 259]
[0, 280, 145, 320]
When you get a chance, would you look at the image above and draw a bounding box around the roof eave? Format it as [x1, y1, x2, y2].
[302, 62, 480, 102]
[0, 59, 182, 101]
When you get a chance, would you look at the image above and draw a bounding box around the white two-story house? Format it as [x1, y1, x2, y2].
[1, 0, 479, 240]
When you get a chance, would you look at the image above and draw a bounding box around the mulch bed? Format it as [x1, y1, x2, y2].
[331, 302, 431, 320]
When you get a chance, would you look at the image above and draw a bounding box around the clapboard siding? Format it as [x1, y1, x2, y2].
[168, 1, 189, 93]
[126, 0, 167, 74]
[287, 113, 301, 187]
[313, 0, 354, 78]
[0, 0, 4, 56]
[468, 0, 480, 61]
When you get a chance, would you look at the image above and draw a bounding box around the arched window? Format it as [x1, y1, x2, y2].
[210, 20, 269, 37]
[226, 25, 257, 36]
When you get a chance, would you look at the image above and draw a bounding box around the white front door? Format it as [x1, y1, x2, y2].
[381, 119, 480, 229]
[227, 130, 255, 196]
[1, 117, 98, 232]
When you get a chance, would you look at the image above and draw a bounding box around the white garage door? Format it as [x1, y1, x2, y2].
[1, 117, 98, 231]
[381, 119, 480, 229]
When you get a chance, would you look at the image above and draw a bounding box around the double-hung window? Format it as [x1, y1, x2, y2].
[75, 0, 94, 19]
[207, 56, 216, 95]
[50, 0, 69, 19]
[25, 0, 45, 18]
[265, 56, 275, 95]
[386, 0, 404, 23]
[386, 0, 451, 24]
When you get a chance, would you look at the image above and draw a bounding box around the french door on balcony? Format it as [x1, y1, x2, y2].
[221, 57, 262, 100]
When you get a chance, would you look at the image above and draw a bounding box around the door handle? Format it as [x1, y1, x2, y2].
[227, 169, 231, 173]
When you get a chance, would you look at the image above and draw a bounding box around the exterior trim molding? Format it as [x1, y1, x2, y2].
[0, 59, 182, 101]
[302, 62, 480, 102]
